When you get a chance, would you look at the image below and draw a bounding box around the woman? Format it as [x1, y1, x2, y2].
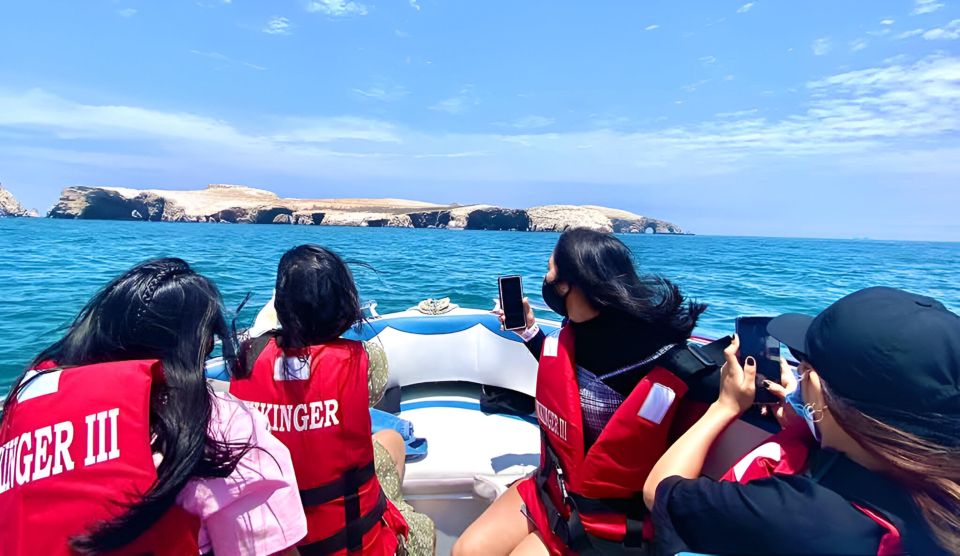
[455, 228, 707, 556]
[0, 258, 306, 555]
[230, 244, 435, 556]
[644, 287, 959, 555]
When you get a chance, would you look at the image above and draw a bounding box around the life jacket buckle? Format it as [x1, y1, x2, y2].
[555, 465, 570, 504]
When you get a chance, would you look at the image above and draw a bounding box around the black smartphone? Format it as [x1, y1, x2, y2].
[498, 275, 526, 331]
[735, 316, 781, 404]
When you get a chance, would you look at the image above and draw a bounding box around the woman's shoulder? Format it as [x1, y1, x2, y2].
[654, 474, 887, 555]
[363, 340, 389, 406]
[362, 339, 386, 361]
[207, 391, 271, 442]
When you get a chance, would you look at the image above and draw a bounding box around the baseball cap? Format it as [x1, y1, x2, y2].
[767, 286, 960, 445]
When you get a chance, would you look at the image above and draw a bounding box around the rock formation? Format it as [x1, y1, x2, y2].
[46, 184, 687, 234]
[0, 187, 38, 217]
[527, 205, 616, 233]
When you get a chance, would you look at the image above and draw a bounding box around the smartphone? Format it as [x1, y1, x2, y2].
[735, 316, 781, 404]
[498, 275, 526, 331]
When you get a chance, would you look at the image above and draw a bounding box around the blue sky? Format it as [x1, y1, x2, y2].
[1, 1, 959, 240]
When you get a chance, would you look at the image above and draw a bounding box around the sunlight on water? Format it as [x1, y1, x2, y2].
[1, 219, 958, 393]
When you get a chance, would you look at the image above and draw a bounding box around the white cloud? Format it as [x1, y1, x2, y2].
[881, 18, 895, 25]
[351, 86, 409, 101]
[263, 16, 292, 35]
[503, 115, 554, 130]
[850, 38, 868, 52]
[923, 19, 960, 39]
[117, 8, 137, 18]
[699, 55, 717, 65]
[409, 0, 420, 11]
[306, 0, 368, 17]
[3, 55, 960, 190]
[269, 117, 401, 143]
[430, 86, 479, 115]
[681, 79, 710, 93]
[897, 28, 926, 38]
[812, 37, 832, 56]
[737, 3, 754, 13]
[912, 0, 944, 14]
[644, 24, 659, 31]
[189, 50, 267, 71]
[715, 108, 758, 118]
[430, 98, 468, 114]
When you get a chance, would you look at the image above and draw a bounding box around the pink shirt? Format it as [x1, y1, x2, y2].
[176, 392, 307, 555]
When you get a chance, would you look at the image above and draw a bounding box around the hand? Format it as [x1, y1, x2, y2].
[492, 297, 536, 331]
[716, 334, 757, 417]
[759, 355, 804, 430]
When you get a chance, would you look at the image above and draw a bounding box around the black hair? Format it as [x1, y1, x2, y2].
[0, 258, 250, 553]
[274, 244, 364, 348]
[552, 228, 706, 342]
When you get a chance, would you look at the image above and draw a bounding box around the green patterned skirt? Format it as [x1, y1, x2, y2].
[374, 441, 437, 556]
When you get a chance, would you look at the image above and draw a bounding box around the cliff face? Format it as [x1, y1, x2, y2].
[0, 187, 38, 218]
[46, 184, 687, 234]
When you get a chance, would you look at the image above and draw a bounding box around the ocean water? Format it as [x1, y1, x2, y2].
[1, 218, 959, 394]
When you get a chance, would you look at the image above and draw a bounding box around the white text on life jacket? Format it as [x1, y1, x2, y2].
[536, 400, 568, 442]
[0, 408, 120, 494]
[247, 401, 340, 433]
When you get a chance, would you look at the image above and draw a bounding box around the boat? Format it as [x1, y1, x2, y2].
[206, 298, 783, 555]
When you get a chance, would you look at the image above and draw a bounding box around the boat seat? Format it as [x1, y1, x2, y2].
[398, 393, 541, 496]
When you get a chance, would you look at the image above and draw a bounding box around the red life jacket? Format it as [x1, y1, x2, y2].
[517, 326, 721, 556]
[230, 336, 408, 555]
[721, 424, 905, 556]
[0, 360, 200, 556]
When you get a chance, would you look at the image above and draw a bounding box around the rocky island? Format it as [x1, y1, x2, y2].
[47, 184, 686, 234]
[0, 187, 38, 218]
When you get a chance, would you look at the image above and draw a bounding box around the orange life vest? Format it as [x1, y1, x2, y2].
[722, 424, 906, 556]
[230, 336, 408, 555]
[0, 360, 200, 556]
[517, 326, 720, 555]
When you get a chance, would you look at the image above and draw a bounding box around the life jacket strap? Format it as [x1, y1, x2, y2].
[298, 488, 389, 555]
[537, 442, 648, 555]
[299, 461, 377, 507]
[660, 338, 728, 385]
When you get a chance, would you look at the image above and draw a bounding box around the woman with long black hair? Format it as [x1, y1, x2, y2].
[230, 244, 435, 556]
[455, 228, 707, 556]
[0, 258, 306, 555]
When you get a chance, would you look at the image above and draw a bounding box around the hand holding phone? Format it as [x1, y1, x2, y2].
[498, 276, 527, 331]
[735, 316, 781, 405]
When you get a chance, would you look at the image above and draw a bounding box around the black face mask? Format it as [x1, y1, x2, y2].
[541, 277, 568, 317]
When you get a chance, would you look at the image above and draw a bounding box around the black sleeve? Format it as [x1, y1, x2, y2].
[651, 475, 886, 556]
[524, 329, 546, 361]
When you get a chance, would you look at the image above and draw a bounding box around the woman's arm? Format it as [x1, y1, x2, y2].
[643, 335, 756, 510]
[180, 393, 307, 556]
[495, 296, 545, 360]
[522, 328, 545, 361]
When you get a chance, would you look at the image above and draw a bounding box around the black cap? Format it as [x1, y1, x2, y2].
[767, 287, 960, 445]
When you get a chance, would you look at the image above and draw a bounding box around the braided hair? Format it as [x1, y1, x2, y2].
[2, 258, 250, 553]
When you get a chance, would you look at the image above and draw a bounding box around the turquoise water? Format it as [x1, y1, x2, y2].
[2, 218, 959, 394]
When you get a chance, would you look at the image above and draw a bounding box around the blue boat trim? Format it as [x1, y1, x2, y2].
[400, 399, 539, 425]
[342, 314, 560, 341]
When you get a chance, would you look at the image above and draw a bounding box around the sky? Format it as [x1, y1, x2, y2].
[1, 1, 959, 240]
